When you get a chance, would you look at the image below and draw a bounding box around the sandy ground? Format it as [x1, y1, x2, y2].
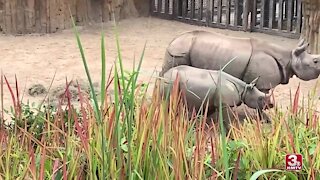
[0, 17, 319, 119]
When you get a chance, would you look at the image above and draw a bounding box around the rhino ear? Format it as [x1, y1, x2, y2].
[249, 76, 259, 89]
[293, 43, 309, 56]
[297, 38, 305, 47]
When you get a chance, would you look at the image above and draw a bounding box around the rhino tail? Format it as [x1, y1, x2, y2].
[159, 51, 188, 76]
[159, 32, 195, 76]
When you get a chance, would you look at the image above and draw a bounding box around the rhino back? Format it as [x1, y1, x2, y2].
[189, 31, 253, 78]
[164, 66, 218, 111]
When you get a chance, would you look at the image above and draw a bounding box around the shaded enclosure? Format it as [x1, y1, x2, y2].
[151, 0, 303, 39]
[0, 0, 144, 34]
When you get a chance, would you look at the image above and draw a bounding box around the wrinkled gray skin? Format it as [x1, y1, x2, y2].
[160, 30, 320, 93]
[160, 65, 274, 114]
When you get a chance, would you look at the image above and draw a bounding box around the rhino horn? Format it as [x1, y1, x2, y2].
[293, 42, 309, 56]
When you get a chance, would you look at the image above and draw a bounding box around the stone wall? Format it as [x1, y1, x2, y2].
[0, 0, 149, 34]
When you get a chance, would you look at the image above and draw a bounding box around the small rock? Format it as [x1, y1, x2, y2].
[28, 84, 47, 96]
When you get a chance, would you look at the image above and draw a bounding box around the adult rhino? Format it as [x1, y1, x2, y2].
[159, 30, 320, 93]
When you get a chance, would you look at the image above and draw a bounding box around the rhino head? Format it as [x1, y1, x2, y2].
[291, 39, 320, 81]
[242, 77, 274, 110]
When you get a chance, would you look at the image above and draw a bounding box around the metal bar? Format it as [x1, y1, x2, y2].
[174, 0, 180, 17]
[150, 0, 156, 13]
[159, 0, 163, 13]
[251, 0, 257, 29]
[165, 0, 169, 14]
[278, 0, 283, 30]
[242, 0, 249, 30]
[226, 0, 231, 26]
[287, 0, 293, 32]
[234, 0, 239, 26]
[295, 0, 302, 33]
[217, 0, 222, 23]
[260, 0, 265, 29]
[206, 0, 211, 25]
[269, 0, 275, 29]
[199, 0, 204, 20]
[212, 0, 215, 22]
[191, 0, 195, 19]
[182, 0, 187, 18]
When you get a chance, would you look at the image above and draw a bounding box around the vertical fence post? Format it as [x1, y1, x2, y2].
[226, 0, 231, 26]
[191, 0, 195, 19]
[199, 0, 204, 21]
[286, 0, 292, 32]
[278, 0, 283, 31]
[182, 0, 187, 18]
[260, 0, 265, 29]
[206, 0, 212, 25]
[217, 0, 222, 23]
[268, 0, 275, 29]
[295, 0, 302, 33]
[234, 0, 239, 26]
[242, 0, 248, 31]
[150, 0, 155, 14]
[158, 0, 163, 13]
[250, 0, 257, 31]
[173, 0, 179, 17]
[165, 0, 169, 15]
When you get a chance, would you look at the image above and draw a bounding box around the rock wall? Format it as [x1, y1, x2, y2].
[0, 0, 150, 34]
[301, 0, 320, 53]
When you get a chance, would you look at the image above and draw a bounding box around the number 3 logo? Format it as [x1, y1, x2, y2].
[288, 155, 300, 166]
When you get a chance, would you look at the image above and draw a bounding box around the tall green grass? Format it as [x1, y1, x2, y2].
[0, 25, 319, 179]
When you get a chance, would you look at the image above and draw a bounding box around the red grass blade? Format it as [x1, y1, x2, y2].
[28, 145, 37, 179]
[39, 135, 47, 180]
[292, 84, 300, 115]
[52, 159, 60, 180]
[14, 75, 21, 117]
[312, 113, 318, 130]
[63, 154, 67, 180]
[1, 72, 4, 126]
[73, 83, 89, 154]
[3, 76, 17, 115]
[233, 151, 241, 180]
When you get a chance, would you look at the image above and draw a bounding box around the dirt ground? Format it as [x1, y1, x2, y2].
[0, 17, 319, 118]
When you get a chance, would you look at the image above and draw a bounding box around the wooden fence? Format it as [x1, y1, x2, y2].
[150, 0, 303, 39]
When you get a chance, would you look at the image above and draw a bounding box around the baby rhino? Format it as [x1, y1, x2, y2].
[160, 65, 274, 115]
